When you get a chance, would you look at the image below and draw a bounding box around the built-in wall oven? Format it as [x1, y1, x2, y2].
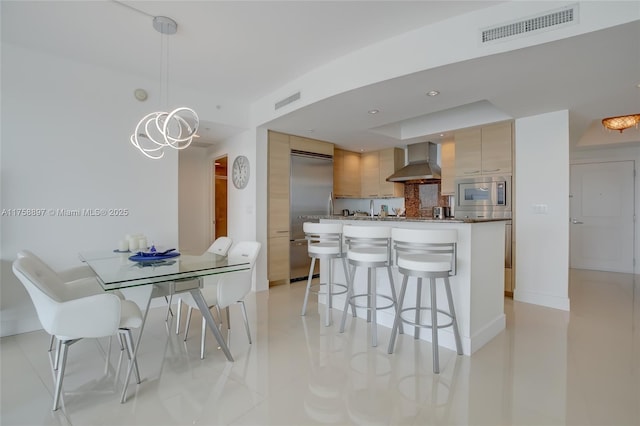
[455, 176, 511, 219]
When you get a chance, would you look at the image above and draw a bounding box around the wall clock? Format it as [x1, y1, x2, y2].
[232, 155, 250, 189]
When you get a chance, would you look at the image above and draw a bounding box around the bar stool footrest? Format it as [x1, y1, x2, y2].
[349, 293, 395, 311]
[309, 282, 348, 297]
[399, 307, 456, 330]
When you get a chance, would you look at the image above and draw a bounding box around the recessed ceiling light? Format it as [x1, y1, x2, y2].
[439, 134, 445, 137]
[368, 109, 380, 114]
[426, 90, 440, 97]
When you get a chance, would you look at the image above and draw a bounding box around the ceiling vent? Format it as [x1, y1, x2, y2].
[275, 91, 301, 110]
[481, 4, 578, 44]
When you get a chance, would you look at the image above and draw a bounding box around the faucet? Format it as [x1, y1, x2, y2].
[370, 199, 374, 217]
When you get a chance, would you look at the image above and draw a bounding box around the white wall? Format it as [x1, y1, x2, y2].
[514, 111, 570, 311]
[206, 129, 267, 292]
[0, 44, 179, 335]
[178, 147, 212, 254]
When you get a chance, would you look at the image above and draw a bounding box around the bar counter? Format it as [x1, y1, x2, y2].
[311, 216, 508, 355]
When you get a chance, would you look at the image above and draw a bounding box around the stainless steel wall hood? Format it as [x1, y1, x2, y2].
[386, 142, 441, 182]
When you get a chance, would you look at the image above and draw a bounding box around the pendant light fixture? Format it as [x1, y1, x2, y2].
[601, 114, 640, 133]
[130, 16, 199, 159]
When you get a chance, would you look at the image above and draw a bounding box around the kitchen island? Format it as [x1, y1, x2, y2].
[307, 215, 507, 355]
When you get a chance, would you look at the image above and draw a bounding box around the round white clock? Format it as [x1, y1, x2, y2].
[232, 155, 250, 189]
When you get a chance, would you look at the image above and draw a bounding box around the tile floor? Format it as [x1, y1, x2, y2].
[1, 269, 638, 425]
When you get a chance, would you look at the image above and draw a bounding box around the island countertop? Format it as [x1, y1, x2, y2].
[302, 215, 510, 224]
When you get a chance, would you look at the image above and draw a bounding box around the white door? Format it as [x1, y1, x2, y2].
[570, 161, 635, 273]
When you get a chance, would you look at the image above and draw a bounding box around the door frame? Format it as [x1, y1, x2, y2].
[211, 155, 229, 243]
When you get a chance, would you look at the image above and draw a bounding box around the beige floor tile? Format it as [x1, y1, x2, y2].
[1, 271, 638, 425]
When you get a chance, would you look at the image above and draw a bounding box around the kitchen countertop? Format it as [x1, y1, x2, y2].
[302, 215, 511, 224]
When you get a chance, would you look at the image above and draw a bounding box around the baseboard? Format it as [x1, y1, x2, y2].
[514, 289, 570, 311]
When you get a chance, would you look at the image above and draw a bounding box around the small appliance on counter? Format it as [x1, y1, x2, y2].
[432, 206, 445, 219]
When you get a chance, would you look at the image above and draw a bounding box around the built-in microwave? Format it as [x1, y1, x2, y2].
[455, 176, 512, 218]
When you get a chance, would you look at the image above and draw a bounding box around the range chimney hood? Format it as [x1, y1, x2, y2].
[386, 142, 441, 182]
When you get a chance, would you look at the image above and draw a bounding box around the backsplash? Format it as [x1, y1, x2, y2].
[404, 182, 450, 218]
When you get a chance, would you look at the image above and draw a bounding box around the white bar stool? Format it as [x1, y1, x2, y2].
[339, 225, 401, 347]
[387, 228, 463, 374]
[301, 222, 351, 326]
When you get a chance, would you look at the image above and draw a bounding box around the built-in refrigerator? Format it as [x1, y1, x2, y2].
[290, 151, 333, 281]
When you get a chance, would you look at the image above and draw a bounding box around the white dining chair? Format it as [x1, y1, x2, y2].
[180, 241, 260, 359]
[16, 250, 126, 353]
[174, 237, 233, 334]
[12, 256, 143, 411]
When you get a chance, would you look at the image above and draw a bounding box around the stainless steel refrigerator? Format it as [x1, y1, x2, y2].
[290, 151, 334, 282]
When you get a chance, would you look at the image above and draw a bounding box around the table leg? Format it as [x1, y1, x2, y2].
[120, 287, 153, 403]
[189, 288, 234, 362]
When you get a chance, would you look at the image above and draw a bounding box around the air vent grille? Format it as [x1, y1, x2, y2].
[275, 91, 301, 110]
[481, 4, 577, 43]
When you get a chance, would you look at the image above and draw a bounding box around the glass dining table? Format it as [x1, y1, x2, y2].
[79, 249, 250, 403]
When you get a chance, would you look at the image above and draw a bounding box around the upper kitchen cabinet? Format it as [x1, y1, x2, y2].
[455, 121, 513, 177]
[334, 148, 361, 198]
[290, 135, 334, 156]
[361, 148, 404, 198]
[440, 140, 456, 195]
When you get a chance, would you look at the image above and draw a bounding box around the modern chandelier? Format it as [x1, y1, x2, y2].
[130, 16, 199, 159]
[601, 114, 640, 133]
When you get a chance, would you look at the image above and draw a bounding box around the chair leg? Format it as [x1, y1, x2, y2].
[53, 339, 62, 371]
[239, 301, 252, 344]
[301, 257, 316, 316]
[183, 306, 193, 342]
[444, 277, 463, 356]
[415, 278, 422, 340]
[325, 259, 332, 327]
[52, 340, 70, 411]
[340, 264, 357, 332]
[104, 335, 112, 375]
[366, 269, 372, 323]
[175, 298, 183, 334]
[386, 265, 403, 335]
[388, 274, 409, 354]
[371, 268, 378, 347]
[200, 316, 206, 360]
[341, 257, 356, 317]
[430, 277, 440, 374]
[48, 334, 55, 352]
[215, 305, 223, 329]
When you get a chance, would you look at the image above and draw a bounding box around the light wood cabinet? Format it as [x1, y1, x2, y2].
[360, 151, 380, 197]
[267, 131, 290, 283]
[480, 122, 512, 175]
[268, 235, 290, 284]
[290, 135, 334, 156]
[454, 128, 482, 177]
[360, 148, 404, 198]
[333, 148, 361, 198]
[440, 140, 456, 195]
[455, 121, 512, 177]
[378, 148, 404, 197]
